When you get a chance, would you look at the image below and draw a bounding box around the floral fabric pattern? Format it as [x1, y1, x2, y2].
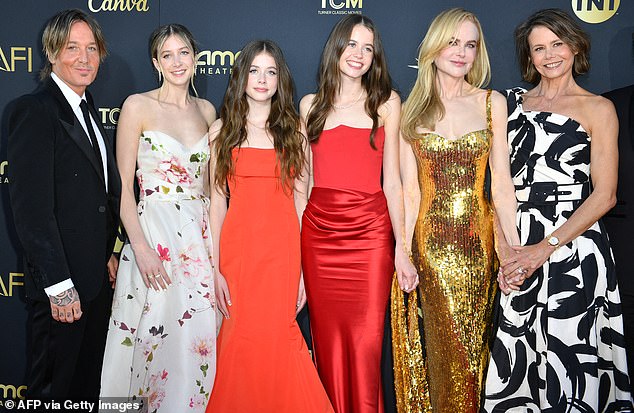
[101, 131, 216, 412]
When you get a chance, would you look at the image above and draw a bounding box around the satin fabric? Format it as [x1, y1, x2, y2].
[302, 187, 394, 413]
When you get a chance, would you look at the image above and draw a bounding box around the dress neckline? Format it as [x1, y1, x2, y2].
[322, 124, 385, 132]
[142, 130, 208, 150]
[419, 129, 489, 142]
[515, 90, 588, 134]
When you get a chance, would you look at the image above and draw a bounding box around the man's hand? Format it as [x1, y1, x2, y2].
[107, 254, 119, 288]
[49, 287, 82, 323]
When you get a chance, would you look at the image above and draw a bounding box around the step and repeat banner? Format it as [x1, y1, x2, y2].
[1, 0, 632, 398]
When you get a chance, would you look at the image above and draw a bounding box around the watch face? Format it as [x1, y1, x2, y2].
[548, 236, 559, 246]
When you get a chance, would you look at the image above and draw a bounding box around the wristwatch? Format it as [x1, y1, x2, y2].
[546, 234, 560, 249]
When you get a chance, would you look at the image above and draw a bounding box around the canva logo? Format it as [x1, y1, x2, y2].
[572, 0, 620, 23]
[0, 383, 27, 399]
[98, 107, 121, 130]
[0, 272, 23, 297]
[88, 0, 149, 12]
[318, 0, 362, 15]
[196, 50, 241, 76]
[0, 47, 33, 73]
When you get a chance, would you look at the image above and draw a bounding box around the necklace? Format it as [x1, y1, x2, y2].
[247, 119, 267, 130]
[332, 90, 364, 110]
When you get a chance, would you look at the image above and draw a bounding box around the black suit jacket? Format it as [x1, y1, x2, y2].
[603, 85, 634, 290]
[7, 76, 121, 302]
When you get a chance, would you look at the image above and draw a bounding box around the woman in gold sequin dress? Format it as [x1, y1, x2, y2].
[392, 9, 520, 412]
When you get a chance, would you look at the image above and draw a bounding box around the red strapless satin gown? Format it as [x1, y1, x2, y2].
[302, 126, 394, 413]
[206, 148, 333, 413]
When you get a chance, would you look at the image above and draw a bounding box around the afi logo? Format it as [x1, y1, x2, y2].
[0, 272, 24, 297]
[0, 47, 33, 72]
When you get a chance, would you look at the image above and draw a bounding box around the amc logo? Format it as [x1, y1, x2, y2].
[0, 383, 27, 399]
[572, 0, 620, 23]
[0, 47, 33, 73]
[196, 50, 241, 76]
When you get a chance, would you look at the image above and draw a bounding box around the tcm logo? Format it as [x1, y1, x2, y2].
[88, 0, 149, 12]
[572, 0, 620, 23]
[196, 50, 241, 76]
[0, 272, 24, 297]
[318, 0, 362, 15]
[0, 160, 8, 184]
[0, 383, 27, 399]
[98, 107, 121, 130]
[0, 47, 33, 73]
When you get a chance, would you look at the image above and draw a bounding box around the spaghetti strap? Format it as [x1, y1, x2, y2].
[486, 89, 492, 132]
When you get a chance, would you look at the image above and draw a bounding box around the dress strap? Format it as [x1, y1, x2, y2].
[486, 89, 492, 131]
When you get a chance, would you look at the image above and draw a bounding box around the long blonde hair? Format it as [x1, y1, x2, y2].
[401, 8, 490, 140]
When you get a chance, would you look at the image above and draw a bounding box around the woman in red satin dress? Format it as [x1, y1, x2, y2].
[206, 40, 333, 413]
[300, 15, 418, 413]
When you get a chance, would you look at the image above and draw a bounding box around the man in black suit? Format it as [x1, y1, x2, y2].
[7, 9, 120, 398]
[603, 84, 634, 392]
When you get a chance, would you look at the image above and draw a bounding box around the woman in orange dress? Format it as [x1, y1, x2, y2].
[205, 40, 333, 413]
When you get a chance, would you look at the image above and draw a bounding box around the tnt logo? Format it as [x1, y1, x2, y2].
[0, 47, 33, 73]
[318, 0, 362, 15]
[572, 0, 620, 23]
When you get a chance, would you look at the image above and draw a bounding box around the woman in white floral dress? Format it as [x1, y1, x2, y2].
[100, 24, 217, 412]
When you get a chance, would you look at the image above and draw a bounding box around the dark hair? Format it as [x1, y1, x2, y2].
[214, 40, 305, 195]
[515, 8, 590, 84]
[306, 14, 392, 148]
[40, 9, 107, 80]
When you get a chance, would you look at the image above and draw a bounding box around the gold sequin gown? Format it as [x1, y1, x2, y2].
[392, 90, 498, 413]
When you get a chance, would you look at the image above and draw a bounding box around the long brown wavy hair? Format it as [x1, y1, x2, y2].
[306, 14, 392, 149]
[214, 40, 305, 195]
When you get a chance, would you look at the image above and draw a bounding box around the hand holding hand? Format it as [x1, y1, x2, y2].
[107, 254, 119, 288]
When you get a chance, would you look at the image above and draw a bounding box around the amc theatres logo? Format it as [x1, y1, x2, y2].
[572, 0, 620, 23]
[0, 47, 33, 73]
[196, 50, 241, 76]
[318, 0, 363, 15]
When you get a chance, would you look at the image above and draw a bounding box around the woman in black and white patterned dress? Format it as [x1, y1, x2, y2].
[484, 9, 633, 412]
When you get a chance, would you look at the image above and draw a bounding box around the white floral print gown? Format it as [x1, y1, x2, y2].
[100, 131, 216, 412]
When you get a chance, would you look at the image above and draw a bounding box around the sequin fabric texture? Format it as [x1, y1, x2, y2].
[392, 90, 498, 412]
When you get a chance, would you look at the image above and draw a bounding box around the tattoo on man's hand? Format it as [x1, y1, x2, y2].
[51, 288, 78, 306]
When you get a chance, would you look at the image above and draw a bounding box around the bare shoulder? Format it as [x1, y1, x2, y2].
[208, 118, 223, 142]
[379, 90, 402, 119]
[489, 90, 507, 113]
[299, 93, 316, 118]
[194, 97, 217, 126]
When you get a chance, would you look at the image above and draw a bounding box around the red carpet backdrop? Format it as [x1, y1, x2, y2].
[1, 0, 632, 398]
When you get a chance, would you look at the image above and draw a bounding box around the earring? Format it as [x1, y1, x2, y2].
[157, 70, 162, 83]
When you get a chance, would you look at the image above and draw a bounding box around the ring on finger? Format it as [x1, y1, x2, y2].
[517, 266, 525, 274]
